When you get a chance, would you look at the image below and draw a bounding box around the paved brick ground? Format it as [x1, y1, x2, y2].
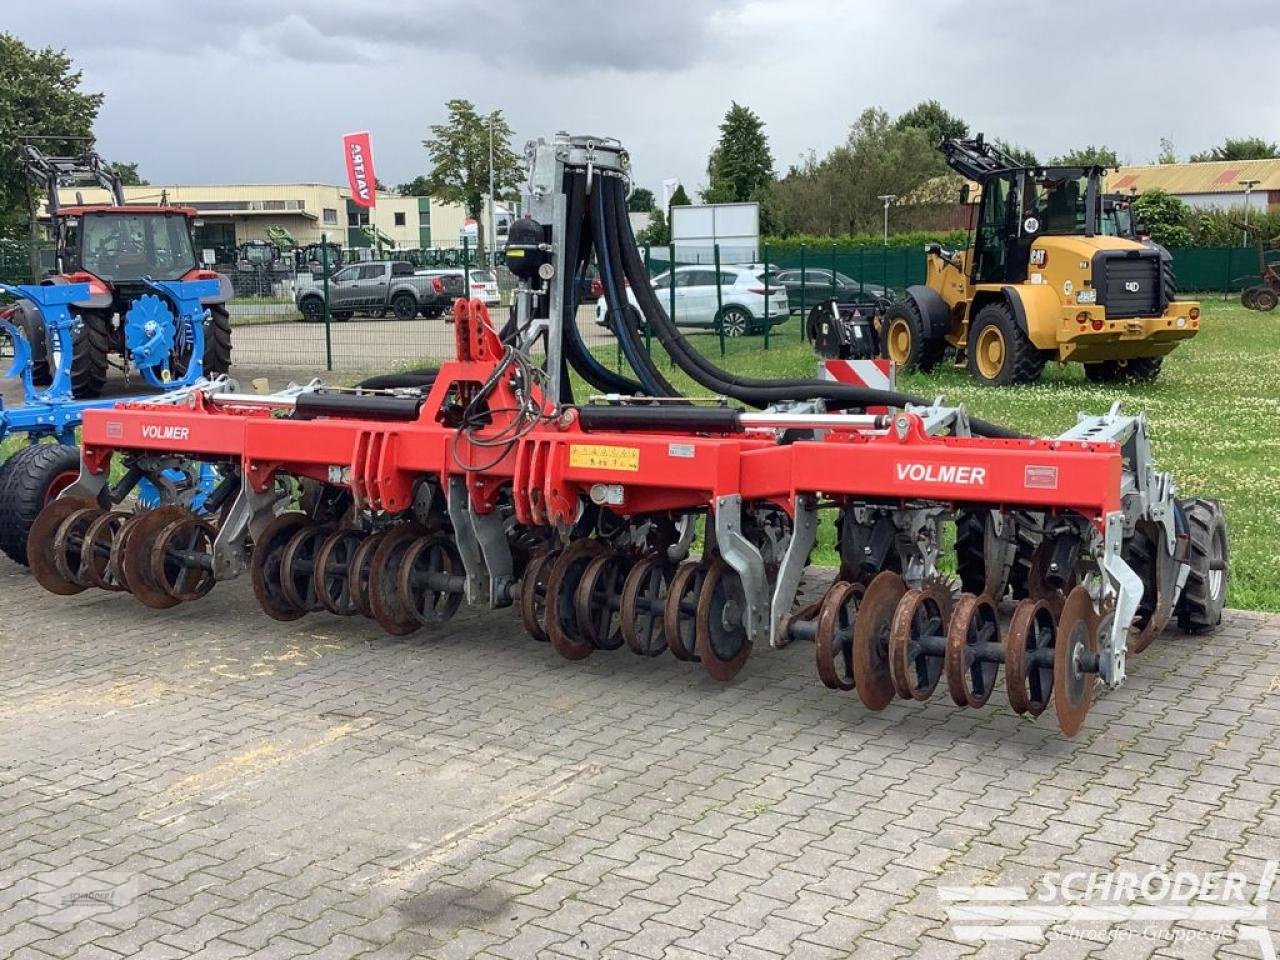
[1, 556, 1278, 960]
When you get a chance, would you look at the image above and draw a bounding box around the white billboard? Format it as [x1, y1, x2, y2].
[670, 201, 759, 264]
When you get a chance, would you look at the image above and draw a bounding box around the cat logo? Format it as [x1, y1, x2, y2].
[1029, 248, 1047, 267]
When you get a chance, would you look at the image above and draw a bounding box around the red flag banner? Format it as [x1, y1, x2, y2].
[343, 131, 377, 209]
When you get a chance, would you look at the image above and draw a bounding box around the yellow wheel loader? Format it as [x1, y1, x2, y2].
[884, 135, 1201, 386]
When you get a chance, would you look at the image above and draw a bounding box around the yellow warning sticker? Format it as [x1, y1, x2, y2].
[569, 444, 640, 472]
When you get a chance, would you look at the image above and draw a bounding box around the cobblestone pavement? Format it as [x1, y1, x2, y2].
[2, 556, 1278, 960]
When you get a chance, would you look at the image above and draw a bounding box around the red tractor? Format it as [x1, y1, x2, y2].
[17, 145, 233, 398]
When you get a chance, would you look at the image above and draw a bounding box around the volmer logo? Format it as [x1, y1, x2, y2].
[141, 424, 190, 441]
[895, 462, 988, 486]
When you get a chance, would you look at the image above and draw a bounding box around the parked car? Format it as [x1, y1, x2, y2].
[464, 268, 501, 307]
[769, 268, 894, 315]
[595, 265, 788, 336]
[295, 261, 463, 322]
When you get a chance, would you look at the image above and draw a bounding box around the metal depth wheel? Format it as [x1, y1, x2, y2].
[944, 593, 1001, 708]
[26, 497, 95, 596]
[1005, 598, 1056, 717]
[397, 534, 464, 626]
[348, 532, 386, 619]
[546, 539, 607, 661]
[519, 549, 559, 642]
[851, 571, 906, 710]
[814, 581, 863, 691]
[149, 515, 218, 602]
[694, 558, 752, 682]
[575, 551, 631, 652]
[250, 512, 312, 622]
[314, 529, 367, 615]
[888, 587, 948, 702]
[51, 506, 102, 590]
[620, 555, 674, 657]
[367, 526, 426, 636]
[664, 560, 708, 662]
[81, 510, 130, 591]
[279, 523, 331, 612]
[1054, 586, 1098, 737]
[1126, 521, 1176, 655]
[118, 506, 191, 610]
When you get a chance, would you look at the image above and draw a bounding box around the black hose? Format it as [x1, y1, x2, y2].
[354, 368, 437, 390]
[601, 176, 1026, 440]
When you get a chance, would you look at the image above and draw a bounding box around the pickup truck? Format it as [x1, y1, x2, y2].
[295, 260, 464, 322]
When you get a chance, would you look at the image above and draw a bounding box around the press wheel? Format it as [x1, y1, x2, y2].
[695, 558, 752, 682]
[664, 560, 708, 662]
[546, 539, 607, 660]
[620, 555, 673, 657]
[518, 548, 558, 642]
[1005, 598, 1055, 716]
[250, 512, 312, 622]
[814, 581, 863, 691]
[888, 587, 947, 702]
[279, 523, 330, 612]
[150, 515, 218, 602]
[349, 532, 386, 619]
[398, 534, 464, 625]
[118, 506, 190, 610]
[1054, 586, 1098, 737]
[26, 497, 95, 596]
[52, 506, 102, 589]
[944, 593, 1000, 708]
[314, 529, 367, 615]
[851, 571, 906, 710]
[575, 551, 630, 652]
[367, 525, 425, 636]
[81, 511, 130, 591]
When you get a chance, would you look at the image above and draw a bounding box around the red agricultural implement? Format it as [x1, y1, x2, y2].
[24, 135, 1229, 737]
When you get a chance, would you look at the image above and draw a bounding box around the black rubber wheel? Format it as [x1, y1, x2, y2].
[0, 443, 83, 566]
[717, 306, 751, 337]
[966, 301, 1043, 386]
[68, 309, 111, 399]
[1256, 288, 1279, 312]
[14, 301, 52, 386]
[332, 311, 353, 322]
[391, 293, 417, 320]
[1241, 287, 1260, 310]
[421, 306, 443, 320]
[882, 299, 945, 372]
[299, 297, 325, 323]
[1084, 357, 1163, 384]
[1175, 498, 1228, 634]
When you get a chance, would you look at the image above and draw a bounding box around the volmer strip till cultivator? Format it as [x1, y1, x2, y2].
[25, 135, 1229, 737]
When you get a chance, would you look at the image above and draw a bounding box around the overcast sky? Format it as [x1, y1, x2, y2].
[9, 1, 1279, 196]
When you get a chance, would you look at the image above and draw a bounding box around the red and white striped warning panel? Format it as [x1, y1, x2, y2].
[818, 359, 896, 391]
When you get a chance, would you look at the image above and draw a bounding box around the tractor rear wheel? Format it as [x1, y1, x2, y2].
[966, 302, 1043, 386]
[68, 309, 111, 399]
[202, 304, 233, 376]
[1176, 498, 1228, 634]
[0, 443, 83, 566]
[882, 299, 945, 372]
[1083, 357, 1163, 384]
[1241, 287, 1260, 310]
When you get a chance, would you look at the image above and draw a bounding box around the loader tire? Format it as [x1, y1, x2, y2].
[1175, 498, 1228, 634]
[966, 301, 1043, 386]
[0, 443, 83, 566]
[68, 309, 111, 399]
[882, 299, 945, 372]
[1084, 357, 1163, 384]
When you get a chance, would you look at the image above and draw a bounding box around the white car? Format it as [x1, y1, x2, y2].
[595, 264, 789, 336]
[465, 269, 501, 307]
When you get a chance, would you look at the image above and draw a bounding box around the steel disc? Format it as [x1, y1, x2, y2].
[546, 539, 607, 661]
[888, 588, 946, 702]
[664, 560, 707, 662]
[1054, 586, 1098, 737]
[279, 524, 330, 612]
[694, 558, 752, 682]
[81, 511, 130, 591]
[118, 506, 191, 610]
[52, 507, 102, 589]
[108, 514, 149, 595]
[944, 593, 1001, 708]
[249, 512, 312, 622]
[367, 526, 425, 636]
[620, 555, 673, 657]
[1005, 598, 1056, 716]
[575, 551, 630, 652]
[149, 515, 218, 602]
[518, 549, 558, 642]
[27, 497, 95, 596]
[851, 571, 906, 710]
[814, 581, 863, 691]
[397, 533, 464, 625]
[314, 529, 367, 615]
[348, 532, 386, 619]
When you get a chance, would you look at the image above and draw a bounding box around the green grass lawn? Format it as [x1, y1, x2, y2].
[581, 296, 1280, 612]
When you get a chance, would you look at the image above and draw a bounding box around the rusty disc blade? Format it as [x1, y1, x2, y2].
[52, 507, 102, 589]
[314, 528, 367, 615]
[944, 593, 1001, 708]
[1005, 598, 1056, 716]
[1054, 586, 1098, 737]
[575, 551, 630, 652]
[81, 510, 130, 591]
[1127, 520, 1176, 656]
[518, 549, 558, 642]
[546, 539, 607, 661]
[249, 512, 312, 622]
[888, 588, 947, 702]
[814, 581, 863, 691]
[150, 516, 218, 602]
[397, 533, 464, 626]
[279, 524, 330, 612]
[367, 525, 425, 636]
[27, 497, 95, 596]
[694, 558, 752, 682]
[664, 560, 706, 662]
[349, 532, 386, 620]
[620, 555, 673, 657]
[119, 506, 191, 610]
[851, 571, 906, 710]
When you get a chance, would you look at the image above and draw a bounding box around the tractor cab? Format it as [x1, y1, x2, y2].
[61, 207, 200, 287]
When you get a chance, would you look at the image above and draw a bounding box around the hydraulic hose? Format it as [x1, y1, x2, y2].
[601, 175, 1026, 440]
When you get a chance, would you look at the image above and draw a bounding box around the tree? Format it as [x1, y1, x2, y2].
[636, 208, 669, 246]
[627, 187, 655, 212]
[421, 99, 522, 258]
[1190, 137, 1280, 162]
[0, 33, 104, 268]
[994, 139, 1038, 167]
[669, 184, 692, 208]
[397, 175, 432, 197]
[894, 100, 968, 146]
[1156, 138, 1177, 165]
[109, 160, 148, 186]
[1132, 189, 1192, 248]
[701, 102, 775, 212]
[1049, 145, 1119, 168]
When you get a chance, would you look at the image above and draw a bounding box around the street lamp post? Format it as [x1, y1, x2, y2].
[877, 194, 897, 246]
[1239, 178, 1261, 246]
[488, 114, 496, 267]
